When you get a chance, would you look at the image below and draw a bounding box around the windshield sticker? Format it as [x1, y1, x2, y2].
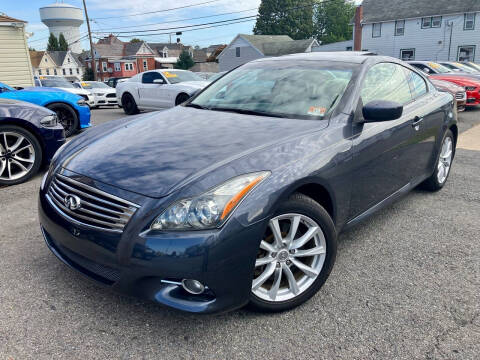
[39, 76, 46, 79]
[308, 106, 327, 116]
[81, 82, 88, 86]
[162, 71, 178, 78]
[428, 62, 440, 69]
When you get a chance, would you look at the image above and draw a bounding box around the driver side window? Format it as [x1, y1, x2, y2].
[142, 72, 165, 84]
[361, 63, 413, 105]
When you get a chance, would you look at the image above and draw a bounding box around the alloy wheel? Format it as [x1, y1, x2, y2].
[0, 131, 36, 181]
[437, 136, 453, 184]
[252, 213, 327, 302]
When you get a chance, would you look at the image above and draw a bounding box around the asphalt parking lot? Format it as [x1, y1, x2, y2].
[0, 107, 479, 359]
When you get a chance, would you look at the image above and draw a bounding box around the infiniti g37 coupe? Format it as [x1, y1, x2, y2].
[39, 52, 457, 314]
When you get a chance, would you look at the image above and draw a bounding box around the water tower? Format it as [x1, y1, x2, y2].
[40, 1, 84, 53]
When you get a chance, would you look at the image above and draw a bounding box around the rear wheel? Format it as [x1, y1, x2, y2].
[46, 103, 79, 137]
[175, 93, 190, 106]
[0, 125, 42, 185]
[122, 93, 139, 115]
[249, 193, 337, 312]
[421, 129, 455, 191]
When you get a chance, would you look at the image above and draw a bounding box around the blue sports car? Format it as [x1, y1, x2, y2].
[0, 82, 90, 137]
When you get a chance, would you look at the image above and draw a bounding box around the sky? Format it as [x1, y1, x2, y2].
[1, 0, 362, 51]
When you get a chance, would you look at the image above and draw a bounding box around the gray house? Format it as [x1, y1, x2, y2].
[355, 0, 480, 62]
[217, 34, 318, 72]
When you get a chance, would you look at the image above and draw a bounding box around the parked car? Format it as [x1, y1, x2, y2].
[34, 76, 95, 107]
[0, 82, 91, 137]
[0, 99, 65, 185]
[438, 61, 480, 74]
[461, 62, 480, 72]
[429, 78, 466, 111]
[408, 61, 480, 80]
[39, 53, 457, 314]
[106, 77, 129, 88]
[430, 74, 480, 107]
[74, 81, 118, 108]
[116, 70, 209, 115]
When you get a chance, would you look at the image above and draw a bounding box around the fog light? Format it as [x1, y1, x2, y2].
[181, 279, 205, 295]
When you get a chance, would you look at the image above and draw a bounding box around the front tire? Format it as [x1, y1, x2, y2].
[249, 193, 337, 312]
[46, 103, 79, 137]
[121, 93, 139, 115]
[0, 125, 42, 185]
[421, 129, 455, 191]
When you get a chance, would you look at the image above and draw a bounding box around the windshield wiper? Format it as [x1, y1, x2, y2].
[207, 107, 286, 118]
[184, 103, 208, 110]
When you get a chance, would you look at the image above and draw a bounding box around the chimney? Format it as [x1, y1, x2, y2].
[354, 5, 363, 51]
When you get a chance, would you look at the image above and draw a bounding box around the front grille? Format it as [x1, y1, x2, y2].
[456, 92, 466, 100]
[47, 174, 140, 232]
[106, 93, 116, 98]
[80, 94, 89, 101]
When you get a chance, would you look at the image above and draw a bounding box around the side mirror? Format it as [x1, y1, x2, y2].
[153, 79, 165, 84]
[362, 100, 403, 122]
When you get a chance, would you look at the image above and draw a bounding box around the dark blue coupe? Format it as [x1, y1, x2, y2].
[39, 53, 457, 313]
[1, 99, 65, 185]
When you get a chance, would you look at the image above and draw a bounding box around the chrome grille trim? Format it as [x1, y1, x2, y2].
[47, 174, 140, 232]
[455, 92, 466, 100]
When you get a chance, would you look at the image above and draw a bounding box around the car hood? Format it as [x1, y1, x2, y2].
[61, 107, 328, 198]
[61, 88, 92, 96]
[175, 80, 210, 88]
[90, 88, 115, 94]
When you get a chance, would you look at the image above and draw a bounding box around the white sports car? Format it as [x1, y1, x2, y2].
[116, 70, 209, 115]
[34, 76, 95, 107]
[74, 81, 118, 108]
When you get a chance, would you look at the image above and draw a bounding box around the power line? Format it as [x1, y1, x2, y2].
[92, 0, 224, 20]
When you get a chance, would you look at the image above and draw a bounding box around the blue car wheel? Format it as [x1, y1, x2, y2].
[46, 103, 79, 137]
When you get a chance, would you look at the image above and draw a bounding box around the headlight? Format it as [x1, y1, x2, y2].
[39, 114, 57, 127]
[151, 171, 270, 231]
[77, 99, 87, 106]
[465, 86, 477, 91]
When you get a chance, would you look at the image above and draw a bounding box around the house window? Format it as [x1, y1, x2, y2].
[400, 48, 415, 61]
[395, 20, 405, 36]
[46, 69, 50, 75]
[76, 68, 79, 75]
[346, 46, 352, 51]
[372, 23, 382, 37]
[114, 63, 121, 72]
[125, 63, 133, 71]
[54, 69, 57, 75]
[44, 58, 47, 63]
[143, 60, 148, 70]
[38, 69, 42, 75]
[62, 69, 66, 75]
[458, 45, 476, 62]
[67, 58, 70, 63]
[162, 48, 168, 58]
[422, 16, 442, 28]
[464, 13, 476, 30]
[102, 62, 107, 72]
[235, 47, 240, 57]
[69, 68, 73, 75]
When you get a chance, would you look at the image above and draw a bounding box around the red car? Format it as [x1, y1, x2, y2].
[430, 74, 480, 107]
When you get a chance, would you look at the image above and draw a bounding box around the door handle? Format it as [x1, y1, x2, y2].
[412, 116, 423, 128]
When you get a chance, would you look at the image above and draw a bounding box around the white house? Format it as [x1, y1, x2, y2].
[30, 50, 84, 81]
[354, 0, 480, 62]
[217, 34, 319, 72]
[0, 14, 34, 87]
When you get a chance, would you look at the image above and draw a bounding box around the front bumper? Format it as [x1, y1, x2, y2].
[38, 180, 264, 314]
[76, 104, 91, 129]
[465, 90, 480, 106]
[94, 94, 118, 106]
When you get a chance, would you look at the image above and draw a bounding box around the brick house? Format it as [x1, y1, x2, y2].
[85, 35, 156, 81]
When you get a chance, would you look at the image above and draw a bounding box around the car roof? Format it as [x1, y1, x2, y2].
[252, 51, 402, 65]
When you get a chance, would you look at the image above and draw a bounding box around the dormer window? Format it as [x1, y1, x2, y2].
[162, 47, 168, 58]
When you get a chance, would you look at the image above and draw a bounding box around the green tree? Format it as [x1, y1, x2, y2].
[129, 38, 142, 43]
[58, 33, 69, 51]
[253, 0, 315, 40]
[174, 50, 195, 70]
[83, 67, 94, 81]
[47, 33, 59, 51]
[314, 0, 355, 45]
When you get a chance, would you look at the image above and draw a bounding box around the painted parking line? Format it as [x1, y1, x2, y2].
[457, 124, 480, 151]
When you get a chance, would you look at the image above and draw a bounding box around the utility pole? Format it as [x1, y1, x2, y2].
[82, 0, 96, 80]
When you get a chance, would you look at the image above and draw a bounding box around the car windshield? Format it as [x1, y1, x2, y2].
[39, 77, 74, 88]
[0, 82, 15, 92]
[162, 71, 203, 84]
[427, 62, 452, 74]
[80, 81, 110, 89]
[453, 62, 477, 73]
[190, 61, 355, 119]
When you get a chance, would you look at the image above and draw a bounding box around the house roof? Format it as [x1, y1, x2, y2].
[193, 49, 207, 62]
[261, 38, 317, 56]
[29, 51, 45, 68]
[240, 34, 293, 52]
[0, 14, 26, 23]
[47, 51, 68, 66]
[124, 42, 143, 56]
[148, 42, 184, 52]
[361, 0, 480, 23]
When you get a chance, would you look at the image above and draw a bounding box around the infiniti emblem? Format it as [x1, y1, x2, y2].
[64, 194, 82, 210]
